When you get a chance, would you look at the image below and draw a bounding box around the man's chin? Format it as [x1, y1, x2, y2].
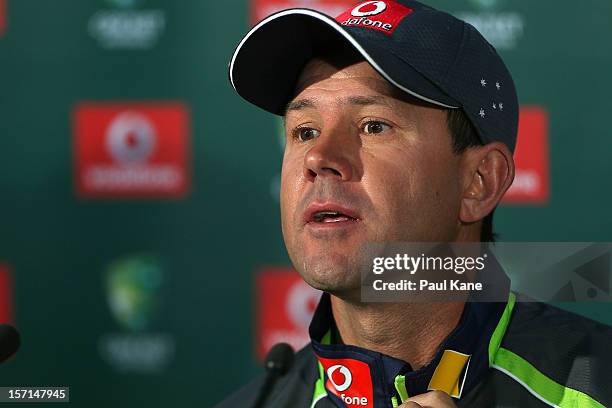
[296, 256, 362, 298]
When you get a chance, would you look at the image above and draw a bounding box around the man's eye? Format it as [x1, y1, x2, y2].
[294, 127, 320, 142]
[362, 121, 391, 134]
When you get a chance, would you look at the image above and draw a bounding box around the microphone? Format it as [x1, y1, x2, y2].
[0, 324, 20, 363]
[252, 343, 295, 408]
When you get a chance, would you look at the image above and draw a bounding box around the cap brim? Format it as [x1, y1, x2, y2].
[229, 9, 460, 115]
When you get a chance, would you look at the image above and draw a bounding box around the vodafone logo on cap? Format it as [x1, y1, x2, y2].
[328, 364, 353, 392]
[336, 0, 413, 35]
[350, 1, 387, 17]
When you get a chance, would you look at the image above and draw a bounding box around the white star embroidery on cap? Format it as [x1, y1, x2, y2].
[496, 82, 501, 90]
[493, 103, 497, 109]
[499, 103, 504, 111]
[479, 108, 486, 118]
[480, 79, 487, 87]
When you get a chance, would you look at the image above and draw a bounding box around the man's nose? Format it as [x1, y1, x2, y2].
[303, 127, 357, 182]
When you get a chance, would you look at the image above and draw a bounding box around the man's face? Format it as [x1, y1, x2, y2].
[280, 58, 465, 297]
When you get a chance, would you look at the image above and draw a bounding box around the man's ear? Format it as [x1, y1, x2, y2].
[459, 142, 515, 223]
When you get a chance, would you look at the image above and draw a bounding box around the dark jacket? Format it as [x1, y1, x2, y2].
[216, 293, 612, 408]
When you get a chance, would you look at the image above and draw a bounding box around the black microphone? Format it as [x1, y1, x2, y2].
[252, 343, 295, 408]
[0, 324, 20, 363]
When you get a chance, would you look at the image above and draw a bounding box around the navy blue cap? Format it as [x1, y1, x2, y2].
[229, 0, 519, 152]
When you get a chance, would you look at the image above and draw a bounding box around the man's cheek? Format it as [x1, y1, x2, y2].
[365, 163, 414, 207]
[279, 181, 294, 236]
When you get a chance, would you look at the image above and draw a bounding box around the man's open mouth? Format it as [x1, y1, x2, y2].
[304, 203, 361, 226]
[311, 211, 357, 223]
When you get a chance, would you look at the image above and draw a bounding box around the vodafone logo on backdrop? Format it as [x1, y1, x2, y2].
[73, 102, 190, 198]
[0, 0, 6, 36]
[0, 264, 13, 324]
[106, 112, 156, 165]
[502, 106, 549, 204]
[256, 268, 321, 360]
[250, 0, 358, 26]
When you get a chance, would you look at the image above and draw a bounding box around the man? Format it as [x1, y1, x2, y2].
[218, 1, 612, 407]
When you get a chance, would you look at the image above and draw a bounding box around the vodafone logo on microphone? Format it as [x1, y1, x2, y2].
[318, 356, 373, 407]
[336, 0, 413, 35]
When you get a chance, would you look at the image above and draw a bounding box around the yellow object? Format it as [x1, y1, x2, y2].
[428, 350, 471, 398]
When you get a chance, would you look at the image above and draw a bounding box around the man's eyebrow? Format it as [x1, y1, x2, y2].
[285, 95, 392, 116]
[346, 95, 392, 107]
[285, 98, 316, 114]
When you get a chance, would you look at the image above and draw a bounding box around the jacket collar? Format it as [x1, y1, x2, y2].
[309, 256, 513, 408]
